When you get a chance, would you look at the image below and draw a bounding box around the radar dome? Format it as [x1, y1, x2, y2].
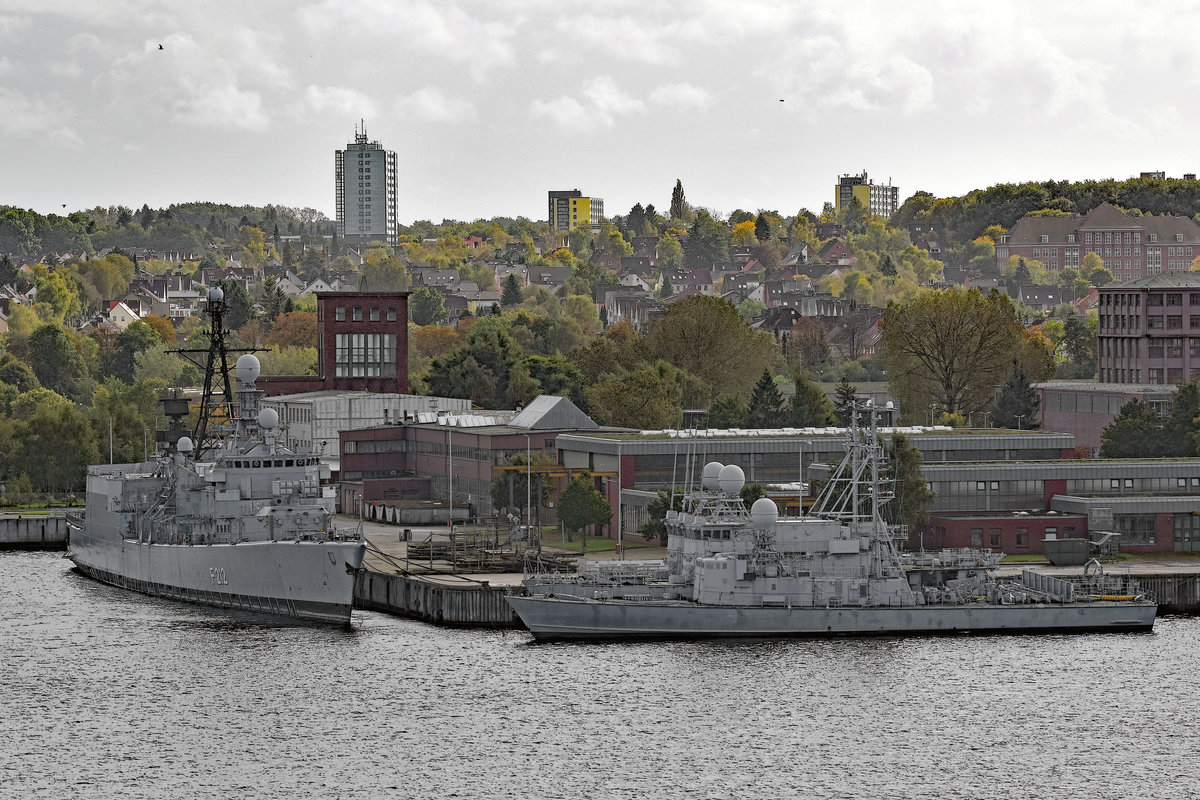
[257, 408, 279, 430]
[750, 497, 779, 530]
[717, 464, 745, 496]
[177, 436, 194, 453]
[208, 287, 224, 303]
[702, 462, 725, 492]
[236, 354, 261, 384]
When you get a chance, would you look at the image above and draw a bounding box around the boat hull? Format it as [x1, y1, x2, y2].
[506, 595, 1158, 640]
[69, 528, 364, 625]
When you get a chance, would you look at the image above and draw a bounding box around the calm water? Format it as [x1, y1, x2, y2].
[2, 550, 1197, 799]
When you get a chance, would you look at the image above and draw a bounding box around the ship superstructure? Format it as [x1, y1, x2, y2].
[68, 287, 364, 624]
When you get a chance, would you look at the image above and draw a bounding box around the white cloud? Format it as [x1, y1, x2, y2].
[398, 87, 477, 122]
[172, 82, 268, 131]
[299, 0, 515, 80]
[0, 87, 80, 144]
[0, 56, 11, 76]
[649, 82, 713, 111]
[307, 85, 379, 119]
[530, 95, 590, 132]
[531, 75, 646, 132]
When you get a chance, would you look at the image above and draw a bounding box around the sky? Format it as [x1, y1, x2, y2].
[5, 0, 1200, 226]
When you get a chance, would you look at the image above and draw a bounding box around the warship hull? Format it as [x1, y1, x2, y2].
[70, 525, 364, 624]
[506, 595, 1157, 641]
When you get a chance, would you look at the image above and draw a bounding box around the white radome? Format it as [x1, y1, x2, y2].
[702, 462, 725, 492]
[208, 287, 224, 303]
[750, 497, 779, 530]
[718, 464, 745, 495]
[257, 408, 279, 430]
[236, 354, 261, 384]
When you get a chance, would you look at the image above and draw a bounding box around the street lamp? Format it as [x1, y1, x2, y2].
[525, 433, 532, 537]
[1015, 414, 1025, 430]
[928, 403, 938, 427]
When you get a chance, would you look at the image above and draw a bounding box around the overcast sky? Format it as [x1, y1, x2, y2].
[4, 1, 1200, 225]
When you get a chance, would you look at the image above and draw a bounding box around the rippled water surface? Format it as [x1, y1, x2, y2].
[3, 551, 1198, 799]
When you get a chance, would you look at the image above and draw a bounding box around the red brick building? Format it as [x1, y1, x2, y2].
[997, 202, 1200, 281]
[259, 291, 408, 396]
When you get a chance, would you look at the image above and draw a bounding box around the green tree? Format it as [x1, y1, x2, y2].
[1100, 399, 1161, 458]
[754, 213, 771, 242]
[745, 369, 783, 427]
[16, 403, 99, 491]
[786, 367, 837, 426]
[501, 273, 524, 307]
[558, 471, 612, 540]
[26, 324, 91, 401]
[410, 287, 447, 326]
[658, 271, 674, 298]
[881, 288, 1049, 421]
[706, 394, 746, 428]
[670, 179, 688, 222]
[585, 363, 681, 429]
[657, 236, 683, 272]
[1164, 380, 1200, 457]
[645, 295, 776, 400]
[833, 375, 858, 425]
[992, 362, 1040, 429]
[427, 316, 522, 408]
[104, 321, 161, 383]
[222, 281, 255, 330]
[683, 210, 730, 268]
[638, 489, 682, 543]
[884, 433, 936, 532]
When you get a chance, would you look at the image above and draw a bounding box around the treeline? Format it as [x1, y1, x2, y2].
[0, 202, 337, 262]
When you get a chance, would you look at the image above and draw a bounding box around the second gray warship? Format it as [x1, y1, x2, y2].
[509, 405, 1156, 640]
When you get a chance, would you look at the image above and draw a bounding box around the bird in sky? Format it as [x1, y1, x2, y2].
[158, 44, 164, 50]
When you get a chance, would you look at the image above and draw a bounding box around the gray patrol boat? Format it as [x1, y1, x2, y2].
[68, 287, 365, 624]
[507, 405, 1156, 640]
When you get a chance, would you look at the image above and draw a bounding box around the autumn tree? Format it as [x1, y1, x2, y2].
[585, 364, 682, 429]
[881, 288, 1051, 422]
[645, 295, 777, 400]
[265, 311, 318, 349]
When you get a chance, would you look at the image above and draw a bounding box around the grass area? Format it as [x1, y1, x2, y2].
[1000, 554, 1048, 563]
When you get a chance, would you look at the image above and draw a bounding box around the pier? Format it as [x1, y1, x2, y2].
[0, 513, 70, 550]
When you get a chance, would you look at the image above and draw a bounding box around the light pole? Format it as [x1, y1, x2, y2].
[447, 422, 453, 533]
[1015, 414, 1025, 430]
[144, 427, 149, 461]
[525, 433, 532, 537]
[928, 403, 938, 427]
[616, 441, 623, 560]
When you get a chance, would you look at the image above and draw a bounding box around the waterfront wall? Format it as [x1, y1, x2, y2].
[0, 514, 69, 550]
[1136, 573, 1200, 614]
[354, 569, 522, 627]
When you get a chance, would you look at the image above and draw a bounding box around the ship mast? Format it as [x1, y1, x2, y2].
[169, 285, 252, 458]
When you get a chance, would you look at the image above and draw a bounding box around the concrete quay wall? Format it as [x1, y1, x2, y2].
[0, 514, 70, 550]
[354, 569, 521, 627]
[1136, 573, 1200, 614]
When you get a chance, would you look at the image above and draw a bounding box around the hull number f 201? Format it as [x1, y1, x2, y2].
[209, 567, 229, 585]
